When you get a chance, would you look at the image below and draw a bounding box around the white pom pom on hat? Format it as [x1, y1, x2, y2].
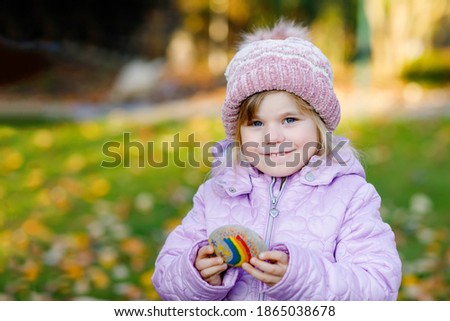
[238, 19, 310, 49]
[222, 19, 341, 140]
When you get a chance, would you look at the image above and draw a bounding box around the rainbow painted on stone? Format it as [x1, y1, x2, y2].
[208, 225, 267, 267]
[223, 235, 251, 266]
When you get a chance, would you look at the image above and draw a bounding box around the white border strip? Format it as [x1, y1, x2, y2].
[0, 301, 448, 321]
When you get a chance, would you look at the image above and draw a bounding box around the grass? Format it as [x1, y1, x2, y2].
[0, 113, 448, 300]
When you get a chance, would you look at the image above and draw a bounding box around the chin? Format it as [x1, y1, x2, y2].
[258, 165, 302, 178]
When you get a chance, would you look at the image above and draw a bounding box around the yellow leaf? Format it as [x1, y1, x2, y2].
[80, 122, 102, 140]
[25, 169, 44, 188]
[0, 231, 13, 256]
[62, 259, 84, 280]
[36, 189, 51, 206]
[145, 288, 160, 300]
[186, 116, 213, 141]
[22, 260, 40, 282]
[21, 219, 51, 239]
[65, 154, 86, 173]
[402, 274, 420, 287]
[164, 217, 182, 234]
[3, 150, 23, 171]
[90, 177, 111, 198]
[89, 267, 110, 289]
[73, 234, 90, 250]
[32, 129, 54, 149]
[120, 238, 146, 256]
[140, 270, 153, 288]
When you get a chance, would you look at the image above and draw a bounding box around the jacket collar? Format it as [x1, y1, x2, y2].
[296, 137, 365, 186]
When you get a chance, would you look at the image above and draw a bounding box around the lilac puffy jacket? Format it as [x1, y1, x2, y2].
[152, 139, 402, 300]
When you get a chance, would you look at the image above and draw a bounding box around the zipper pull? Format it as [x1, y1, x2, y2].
[269, 178, 279, 218]
[270, 198, 279, 217]
[270, 208, 279, 217]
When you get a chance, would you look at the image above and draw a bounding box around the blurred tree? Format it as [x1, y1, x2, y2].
[308, 1, 357, 67]
[0, 0, 179, 57]
[364, 0, 450, 81]
[172, 0, 360, 77]
[0, 0, 181, 88]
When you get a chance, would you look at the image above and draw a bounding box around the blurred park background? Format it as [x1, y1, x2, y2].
[0, 0, 449, 300]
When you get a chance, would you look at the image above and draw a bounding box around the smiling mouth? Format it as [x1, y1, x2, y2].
[263, 150, 294, 157]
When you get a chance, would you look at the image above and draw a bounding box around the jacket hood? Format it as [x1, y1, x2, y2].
[297, 136, 365, 186]
[210, 137, 365, 196]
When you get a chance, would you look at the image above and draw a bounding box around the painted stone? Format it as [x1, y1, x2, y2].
[208, 225, 267, 267]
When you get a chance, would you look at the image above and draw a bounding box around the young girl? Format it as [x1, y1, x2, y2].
[152, 20, 401, 300]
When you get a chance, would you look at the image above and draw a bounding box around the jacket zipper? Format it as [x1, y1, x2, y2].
[258, 176, 288, 301]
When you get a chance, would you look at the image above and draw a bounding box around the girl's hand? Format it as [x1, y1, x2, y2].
[242, 251, 289, 287]
[194, 245, 228, 286]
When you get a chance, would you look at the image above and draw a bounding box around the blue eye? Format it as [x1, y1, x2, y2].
[252, 120, 263, 127]
[284, 117, 297, 124]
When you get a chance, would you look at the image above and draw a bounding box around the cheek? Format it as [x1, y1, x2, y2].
[240, 128, 259, 146]
[297, 124, 319, 145]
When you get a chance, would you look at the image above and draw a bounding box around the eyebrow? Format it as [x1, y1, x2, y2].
[254, 111, 303, 119]
[279, 112, 301, 118]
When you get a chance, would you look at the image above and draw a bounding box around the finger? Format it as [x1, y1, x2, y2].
[205, 274, 222, 286]
[249, 257, 285, 277]
[242, 262, 280, 286]
[259, 251, 289, 265]
[199, 263, 228, 280]
[197, 245, 215, 258]
[195, 256, 224, 271]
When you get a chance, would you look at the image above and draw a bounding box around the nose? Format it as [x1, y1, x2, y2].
[264, 125, 285, 145]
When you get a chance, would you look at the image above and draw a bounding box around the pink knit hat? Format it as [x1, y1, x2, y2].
[222, 20, 341, 139]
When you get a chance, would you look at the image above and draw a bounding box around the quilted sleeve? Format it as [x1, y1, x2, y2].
[265, 182, 402, 300]
[152, 184, 238, 300]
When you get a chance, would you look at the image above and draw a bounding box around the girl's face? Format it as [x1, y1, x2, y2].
[239, 91, 319, 177]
